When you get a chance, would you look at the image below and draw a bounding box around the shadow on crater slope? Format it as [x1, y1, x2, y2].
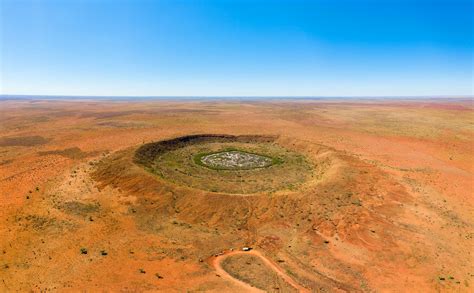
[134, 134, 277, 168]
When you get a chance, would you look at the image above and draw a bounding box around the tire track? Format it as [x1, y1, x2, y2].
[211, 250, 310, 292]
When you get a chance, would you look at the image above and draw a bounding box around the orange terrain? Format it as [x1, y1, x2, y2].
[0, 98, 473, 292]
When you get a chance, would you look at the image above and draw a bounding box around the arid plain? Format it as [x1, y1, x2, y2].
[0, 98, 472, 292]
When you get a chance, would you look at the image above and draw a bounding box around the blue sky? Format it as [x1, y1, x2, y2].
[1, 0, 472, 96]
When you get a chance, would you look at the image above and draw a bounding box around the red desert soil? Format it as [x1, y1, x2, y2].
[0, 98, 473, 292]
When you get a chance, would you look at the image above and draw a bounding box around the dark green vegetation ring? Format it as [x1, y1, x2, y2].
[134, 135, 313, 194]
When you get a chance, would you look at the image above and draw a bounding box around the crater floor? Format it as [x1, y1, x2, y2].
[199, 150, 273, 170]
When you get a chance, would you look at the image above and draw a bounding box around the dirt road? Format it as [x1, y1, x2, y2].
[211, 249, 310, 292]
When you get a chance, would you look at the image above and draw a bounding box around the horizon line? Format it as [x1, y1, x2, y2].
[1, 94, 473, 100]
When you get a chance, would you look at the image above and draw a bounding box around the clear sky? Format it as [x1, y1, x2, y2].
[1, 0, 472, 97]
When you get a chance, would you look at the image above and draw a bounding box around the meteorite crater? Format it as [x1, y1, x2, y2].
[133, 134, 313, 194]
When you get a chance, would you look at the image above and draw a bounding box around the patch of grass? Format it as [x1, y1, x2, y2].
[0, 135, 50, 147]
[59, 201, 100, 216]
[38, 147, 100, 159]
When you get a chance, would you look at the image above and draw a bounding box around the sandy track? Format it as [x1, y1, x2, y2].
[211, 250, 310, 292]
